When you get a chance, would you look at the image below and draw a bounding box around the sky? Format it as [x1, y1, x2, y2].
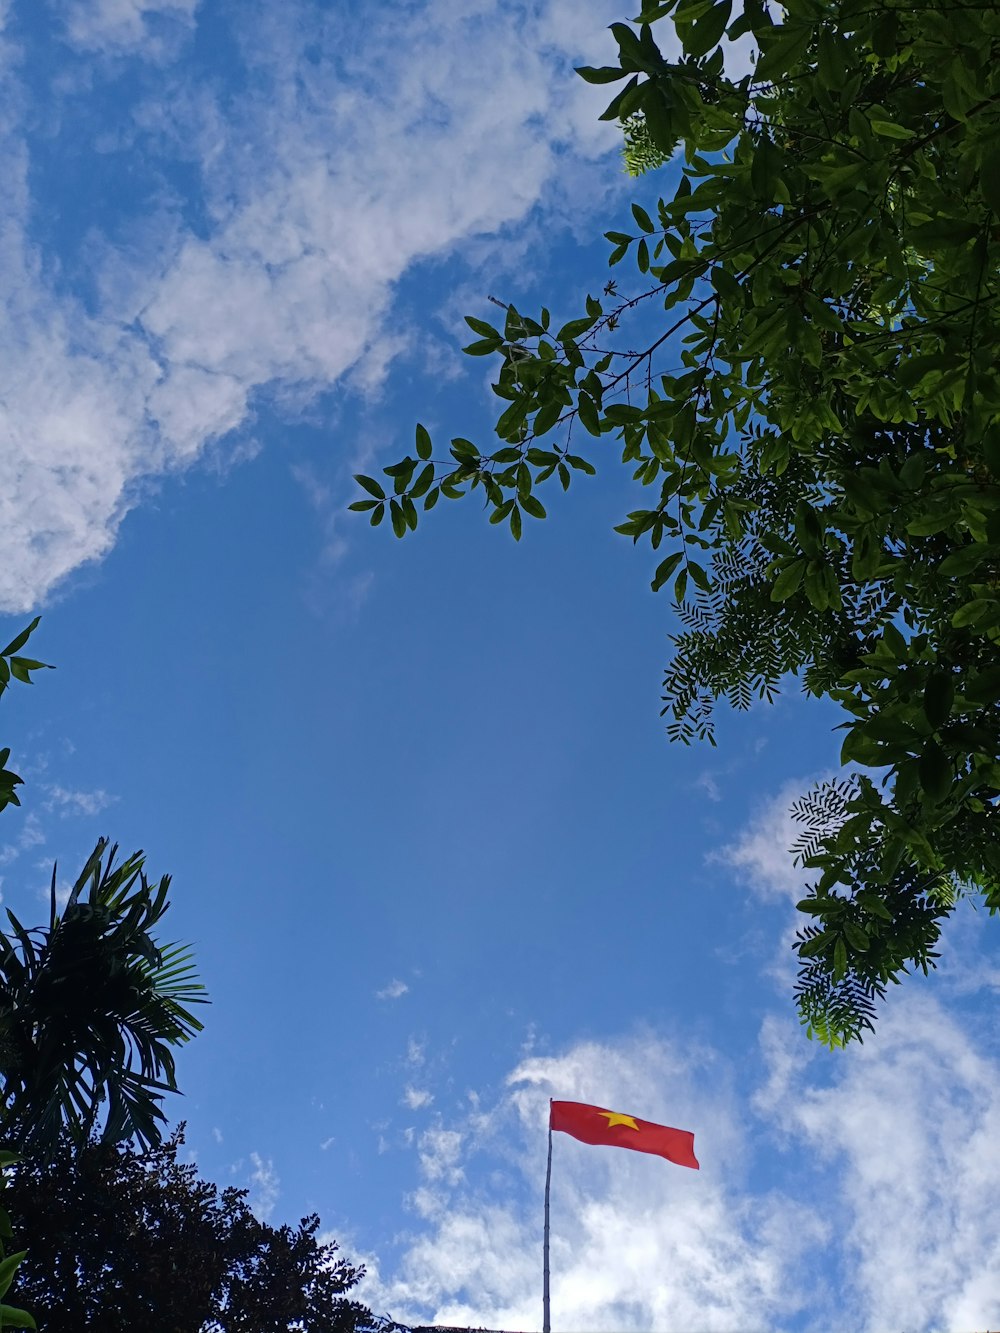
[1, 1, 999, 1330]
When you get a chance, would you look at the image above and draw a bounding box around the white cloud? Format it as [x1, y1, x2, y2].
[1, 0, 627, 611]
[43, 784, 115, 817]
[246, 1150, 279, 1222]
[364, 1032, 818, 1331]
[375, 978, 409, 1001]
[711, 777, 819, 903]
[362, 1010, 1000, 1333]
[59, 0, 200, 55]
[402, 1086, 433, 1111]
[414, 1126, 465, 1191]
[757, 999, 1000, 1331]
[0, 810, 45, 867]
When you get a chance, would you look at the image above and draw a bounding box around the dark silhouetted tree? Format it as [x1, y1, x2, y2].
[7, 1127, 385, 1333]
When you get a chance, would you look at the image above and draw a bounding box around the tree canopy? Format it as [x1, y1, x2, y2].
[355, 0, 1000, 1044]
[0, 839, 207, 1155]
[0, 619, 208, 1328]
[6, 1127, 382, 1333]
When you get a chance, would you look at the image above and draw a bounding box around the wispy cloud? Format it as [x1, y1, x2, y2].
[375, 978, 409, 1001]
[0, 811, 45, 868]
[402, 1086, 433, 1111]
[59, 0, 199, 56]
[43, 784, 115, 817]
[711, 777, 820, 903]
[246, 1151, 280, 1222]
[1, 0, 626, 611]
[755, 998, 1000, 1330]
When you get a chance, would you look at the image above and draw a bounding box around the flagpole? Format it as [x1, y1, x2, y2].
[543, 1100, 553, 1333]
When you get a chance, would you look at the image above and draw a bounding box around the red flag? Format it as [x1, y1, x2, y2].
[550, 1099, 699, 1169]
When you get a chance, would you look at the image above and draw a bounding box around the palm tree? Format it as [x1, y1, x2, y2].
[0, 839, 207, 1153]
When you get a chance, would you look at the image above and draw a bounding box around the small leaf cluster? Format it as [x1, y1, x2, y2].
[355, 0, 1000, 1043]
[0, 621, 51, 817]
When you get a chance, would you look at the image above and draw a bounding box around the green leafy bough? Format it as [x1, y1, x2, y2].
[354, 0, 1000, 1046]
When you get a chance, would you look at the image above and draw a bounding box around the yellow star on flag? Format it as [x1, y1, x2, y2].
[598, 1111, 639, 1131]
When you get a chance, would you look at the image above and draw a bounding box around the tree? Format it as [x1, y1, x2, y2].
[0, 618, 207, 1328]
[5, 1126, 385, 1333]
[0, 839, 207, 1154]
[356, 0, 1000, 1044]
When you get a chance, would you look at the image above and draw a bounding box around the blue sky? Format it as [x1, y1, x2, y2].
[1, 1, 999, 1329]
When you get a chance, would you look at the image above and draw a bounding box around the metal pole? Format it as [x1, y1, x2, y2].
[543, 1101, 553, 1333]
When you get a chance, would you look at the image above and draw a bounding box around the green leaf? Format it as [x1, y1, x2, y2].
[575, 64, 631, 84]
[521, 494, 547, 520]
[711, 266, 742, 303]
[798, 932, 834, 959]
[755, 22, 811, 82]
[937, 543, 998, 577]
[869, 119, 913, 139]
[566, 455, 597, 475]
[578, 394, 601, 436]
[354, 475, 386, 501]
[963, 667, 1000, 705]
[857, 892, 893, 922]
[631, 202, 655, 233]
[390, 499, 407, 538]
[0, 1254, 27, 1302]
[682, 0, 731, 57]
[843, 921, 870, 952]
[918, 741, 951, 803]
[952, 598, 1000, 629]
[8, 658, 49, 684]
[415, 423, 433, 459]
[0, 618, 40, 659]
[923, 673, 954, 730]
[870, 9, 898, 56]
[510, 506, 522, 541]
[689, 560, 711, 592]
[464, 317, 497, 339]
[770, 558, 806, 601]
[0, 1306, 36, 1329]
[833, 936, 848, 980]
[652, 551, 683, 591]
[410, 464, 435, 499]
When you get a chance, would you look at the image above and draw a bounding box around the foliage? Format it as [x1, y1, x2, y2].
[0, 619, 51, 818]
[0, 620, 54, 1328]
[0, 618, 209, 1326]
[6, 1126, 385, 1333]
[355, 0, 1000, 1044]
[0, 839, 207, 1154]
